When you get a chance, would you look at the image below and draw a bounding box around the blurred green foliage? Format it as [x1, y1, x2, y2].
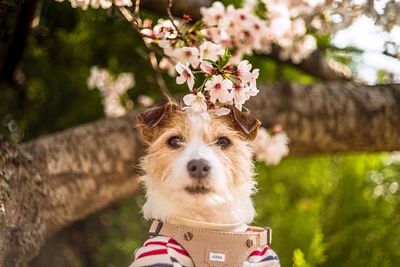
[1, 1, 399, 267]
[58, 154, 400, 267]
[255, 154, 400, 267]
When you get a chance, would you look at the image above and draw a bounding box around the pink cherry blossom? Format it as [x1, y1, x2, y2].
[138, 95, 154, 107]
[199, 41, 225, 61]
[114, 72, 135, 95]
[220, 13, 240, 36]
[230, 83, 249, 111]
[236, 60, 253, 83]
[158, 39, 177, 57]
[152, 19, 178, 39]
[89, 0, 112, 9]
[204, 75, 233, 103]
[173, 47, 200, 68]
[113, 0, 132, 7]
[87, 67, 136, 118]
[199, 61, 215, 74]
[198, 1, 323, 64]
[246, 84, 259, 99]
[175, 63, 195, 90]
[103, 94, 126, 117]
[249, 68, 259, 88]
[200, 1, 225, 26]
[215, 107, 231, 116]
[183, 92, 208, 113]
[159, 58, 176, 77]
[253, 128, 289, 165]
[87, 66, 110, 90]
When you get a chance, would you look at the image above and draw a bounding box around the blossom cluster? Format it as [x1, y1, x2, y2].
[55, 0, 132, 10]
[87, 66, 135, 117]
[178, 57, 260, 114]
[253, 125, 289, 165]
[141, 17, 260, 114]
[137, 1, 325, 113]
[200, 1, 318, 64]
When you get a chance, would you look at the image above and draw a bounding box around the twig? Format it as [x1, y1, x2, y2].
[119, 6, 134, 22]
[147, 50, 172, 101]
[134, 0, 141, 19]
[118, 5, 172, 102]
[327, 44, 400, 61]
[167, 0, 182, 38]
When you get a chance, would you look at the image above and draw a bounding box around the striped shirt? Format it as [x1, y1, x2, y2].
[130, 229, 280, 267]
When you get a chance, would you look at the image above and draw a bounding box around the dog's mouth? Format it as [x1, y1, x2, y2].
[184, 184, 211, 194]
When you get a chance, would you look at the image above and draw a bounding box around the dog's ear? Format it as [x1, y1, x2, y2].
[230, 106, 261, 141]
[137, 102, 179, 142]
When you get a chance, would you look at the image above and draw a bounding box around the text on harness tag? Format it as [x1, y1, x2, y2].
[209, 252, 226, 262]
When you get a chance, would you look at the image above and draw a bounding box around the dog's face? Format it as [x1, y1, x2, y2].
[137, 103, 260, 224]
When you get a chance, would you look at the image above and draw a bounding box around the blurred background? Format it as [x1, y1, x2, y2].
[1, 0, 399, 266]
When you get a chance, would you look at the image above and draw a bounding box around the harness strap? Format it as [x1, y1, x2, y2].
[149, 220, 272, 267]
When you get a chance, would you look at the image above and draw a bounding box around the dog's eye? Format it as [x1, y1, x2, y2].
[216, 137, 231, 149]
[167, 136, 183, 149]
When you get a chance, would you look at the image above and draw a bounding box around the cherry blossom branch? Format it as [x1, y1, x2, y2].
[118, 5, 172, 101]
[147, 51, 172, 101]
[140, 0, 211, 21]
[167, 0, 182, 38]
[134, 0, 140, 18]
[327, 44, 400, 61]
[137, 0, 353, 81]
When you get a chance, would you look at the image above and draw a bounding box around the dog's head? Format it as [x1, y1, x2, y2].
[137, 102, 260, 224]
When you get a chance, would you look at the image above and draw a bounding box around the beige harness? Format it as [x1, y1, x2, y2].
[149, 220, 272, 267]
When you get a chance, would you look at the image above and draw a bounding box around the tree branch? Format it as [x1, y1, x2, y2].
[140, 0, 211, 21]
[266, 46, 352, 81]
[253, 82, 400, 155]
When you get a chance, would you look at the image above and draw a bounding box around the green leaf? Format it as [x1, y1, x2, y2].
[219, 48, 232, 68]
[189, 19, 205, 33]
[203, 58, 219, 68]
[255, 0, 268, 18]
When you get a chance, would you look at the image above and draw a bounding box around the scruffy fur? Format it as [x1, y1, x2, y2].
[138, 104, 259, 224]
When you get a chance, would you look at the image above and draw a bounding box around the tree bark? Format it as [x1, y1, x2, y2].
[253, 82, 400, 155]
[140, 0, 212, 21]
[0, 113, 142, 266]
[1, 82, 400, 266]
[266, 47, 352, 81]
[0, 0, 40, 82]
[0, 0, 20, 42]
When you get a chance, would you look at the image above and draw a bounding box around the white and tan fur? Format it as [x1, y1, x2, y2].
[137, 103, 261, 225]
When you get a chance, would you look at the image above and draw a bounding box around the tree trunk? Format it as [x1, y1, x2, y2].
[0, 113, 142, 266]
[1, 81, 400, 266]
[1, 0, 40, 83]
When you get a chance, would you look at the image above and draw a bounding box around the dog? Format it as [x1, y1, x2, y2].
[130, 102, 280, 267]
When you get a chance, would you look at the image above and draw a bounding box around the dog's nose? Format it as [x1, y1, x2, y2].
[187, 159, 211, 179]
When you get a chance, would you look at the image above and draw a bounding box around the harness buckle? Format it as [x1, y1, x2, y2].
[265, 227, 272, 245]
[149, 221, 164, 237]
